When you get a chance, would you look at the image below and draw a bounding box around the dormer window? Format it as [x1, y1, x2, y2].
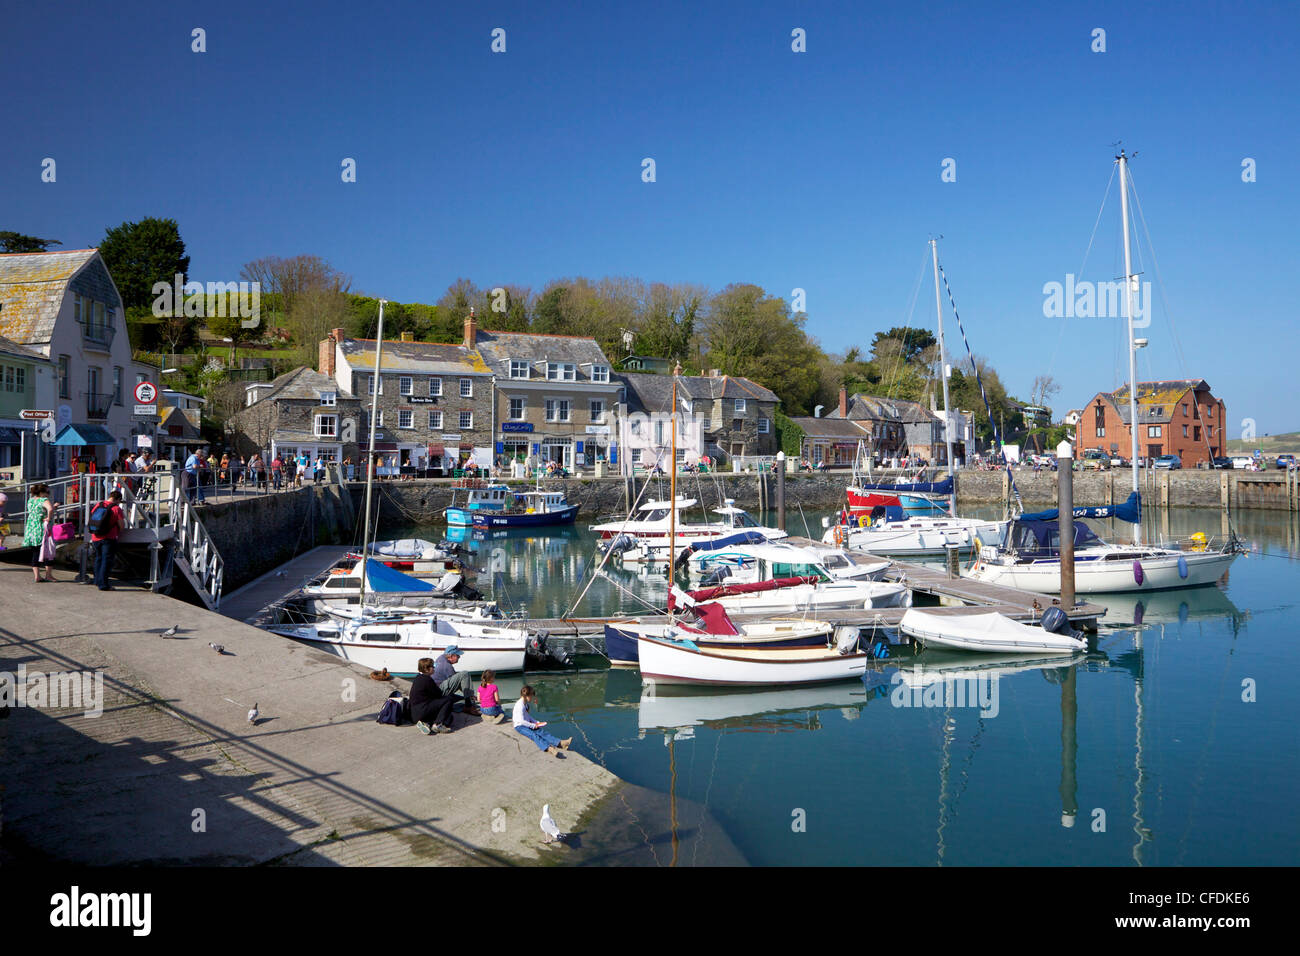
[591, 365, 610, 383]
[320, 391, 337, 407]
[510, 360, 530, 379]
[547, 362, 576, 382]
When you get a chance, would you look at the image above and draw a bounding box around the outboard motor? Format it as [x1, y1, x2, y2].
[1040, 605, 1082, 641]
[674, 545, 694, 570]
[699, 566, 732, 588]
[604, 533, 636, 556]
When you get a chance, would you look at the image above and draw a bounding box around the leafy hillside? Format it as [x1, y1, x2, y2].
[1225, 431, 1300, 456]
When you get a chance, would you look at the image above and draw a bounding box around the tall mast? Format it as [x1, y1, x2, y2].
[359, 299, 386, 606]
[669, 363, 679, 615]
[1117, 152, 1141, 545]
[931, 239, 957, 514]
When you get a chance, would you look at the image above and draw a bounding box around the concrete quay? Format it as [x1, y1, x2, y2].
[0, 564, 743, 866]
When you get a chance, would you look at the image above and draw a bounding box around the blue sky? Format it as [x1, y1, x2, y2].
[4, 0, 1297, 432]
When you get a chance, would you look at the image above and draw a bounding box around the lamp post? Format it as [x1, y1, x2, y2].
[1057, 439, 1075, 609]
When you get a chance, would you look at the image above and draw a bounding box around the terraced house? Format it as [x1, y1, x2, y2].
[472, 321, 621, 470]
[230, 367, 363, 465]
[320, 321, 494, 472]
[1075, 379, 1226, 467]
[0, 334, 56, 476]
[0, 249, 158, 474]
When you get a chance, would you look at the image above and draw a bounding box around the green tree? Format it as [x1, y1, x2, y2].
[99, 217, 190, 312]
[0, 231, 61, 253]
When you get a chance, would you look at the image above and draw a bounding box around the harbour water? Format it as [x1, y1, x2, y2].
[388, 502, 1300, 866]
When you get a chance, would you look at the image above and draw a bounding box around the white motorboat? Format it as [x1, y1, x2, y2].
[898, 607, 1087, 654]
[822, 506, 1007, 556]
[686, 539, 889, 584]
[270, 609, 529, 676]
[637, 630, 873, 687]
[594, 497, 786, 563]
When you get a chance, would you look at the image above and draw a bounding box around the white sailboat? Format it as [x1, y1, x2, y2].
[823, 240, 1009, 556]
[966, 151, 1241, 595]
[267, 300, 528, 672]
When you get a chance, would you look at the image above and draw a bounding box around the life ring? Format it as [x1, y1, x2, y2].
[833, 525, 846, 547]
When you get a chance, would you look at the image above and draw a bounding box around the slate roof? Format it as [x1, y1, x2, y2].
[0, 333, 52, 363]
[788, 417, 871, 440]
[830, 393, 939, 424]
[250, 366, 355, 404]
[475, 330, 614, 383]
[1097, 380, 1212, 424]
[618, 371, 778, 413]
[0, 249, 100, 346]
[340, 338, 491, 375]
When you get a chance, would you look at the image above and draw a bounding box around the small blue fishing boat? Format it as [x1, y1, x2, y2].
[471, 490, 579, 529]
[445, 483, 512, 527]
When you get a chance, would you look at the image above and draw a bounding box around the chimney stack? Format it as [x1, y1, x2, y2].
[839, 386, 848, 418]
[464, 308, 477, 349]
[320, 328, 344, 377]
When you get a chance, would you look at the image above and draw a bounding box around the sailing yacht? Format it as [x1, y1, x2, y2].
[965, 151, 1241, 594]
[823, 240, 1010, 556]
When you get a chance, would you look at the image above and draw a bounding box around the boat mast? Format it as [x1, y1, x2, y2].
[931, 239, 957, 514]
[669, 363, 679, 616]
[359, 299, 386, 607]
[1117, 152, 1141, 546]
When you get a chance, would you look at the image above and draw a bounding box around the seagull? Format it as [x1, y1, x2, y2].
[209, 642, 225, 654]
[248, 702, 259, 724]
[539, 805, 566, 845]
[161, 625, 179, 638]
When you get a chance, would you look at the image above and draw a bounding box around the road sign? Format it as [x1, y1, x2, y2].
[19, 409, 54, 420]
[134, 405, 158, 417]
[134, 381, 158, 405]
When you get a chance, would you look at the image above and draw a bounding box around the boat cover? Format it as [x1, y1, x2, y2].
[364, 558, 435, 592]
[687, 530, 770, 552]
[686, 575, 819, 603]
[1006, 519, 1104, 558]
[1020, 491, 1141, 524]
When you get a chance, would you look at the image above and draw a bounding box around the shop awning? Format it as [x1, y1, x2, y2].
[53, 424, 118, 446]
[426, 444, 445, 456]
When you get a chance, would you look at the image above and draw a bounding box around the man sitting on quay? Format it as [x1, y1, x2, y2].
[89, 490, 125, 591]
[432, 646, 480, 716]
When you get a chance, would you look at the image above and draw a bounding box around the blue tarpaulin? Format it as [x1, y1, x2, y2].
[856, 476, 953, 496]
[686, 530, 770, 552]
[363, 558, 435, 592]
[1020, 491, 1142, 524]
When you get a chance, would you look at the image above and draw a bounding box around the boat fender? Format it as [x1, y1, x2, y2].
[1133, 560, 1145, 586]
[1177, 554, 1188, 579]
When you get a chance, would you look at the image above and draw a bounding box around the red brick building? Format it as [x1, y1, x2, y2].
[1075, 379, 1226, 467]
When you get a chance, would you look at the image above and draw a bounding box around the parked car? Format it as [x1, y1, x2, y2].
[1230, 456, 1255, 470]
[1152, 454, 1182, 470]
[1082, 449, 1110, 471]
[1276, 454, 1297, 470]
[1108, 453, 1129, 468]
[1204, 456, 1233, 470]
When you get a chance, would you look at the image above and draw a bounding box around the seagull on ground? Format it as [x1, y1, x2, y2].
[248, 702, 259, 724]
[161, 625, 179, 638]
[540, 804, 567, 845]
[209, 642, 225, 654]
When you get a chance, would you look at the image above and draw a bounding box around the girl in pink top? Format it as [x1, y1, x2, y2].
[478, 670, 507, 724]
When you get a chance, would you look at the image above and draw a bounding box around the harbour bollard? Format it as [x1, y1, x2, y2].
[1058, 440, 1075, 609]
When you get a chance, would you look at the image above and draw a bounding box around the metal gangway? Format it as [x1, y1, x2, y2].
[0, 469, 224, 610]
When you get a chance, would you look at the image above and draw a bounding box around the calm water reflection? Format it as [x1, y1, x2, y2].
[391, 505, 1300, 865]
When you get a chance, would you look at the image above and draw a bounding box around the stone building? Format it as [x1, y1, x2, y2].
[827, 387, 970, 464]
[228, 366, 363, 465]
[320, 321, 494, 472]
[616, 370, 779, 472]
[473, 323, 621, 470]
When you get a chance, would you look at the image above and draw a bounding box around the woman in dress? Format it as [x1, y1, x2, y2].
[24, 483, 55, 582]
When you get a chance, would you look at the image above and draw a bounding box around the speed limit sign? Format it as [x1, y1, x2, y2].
[134, 381, 158, 405]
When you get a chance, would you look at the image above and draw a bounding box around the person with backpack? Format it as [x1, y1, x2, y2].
[90, 490, 124, 591]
